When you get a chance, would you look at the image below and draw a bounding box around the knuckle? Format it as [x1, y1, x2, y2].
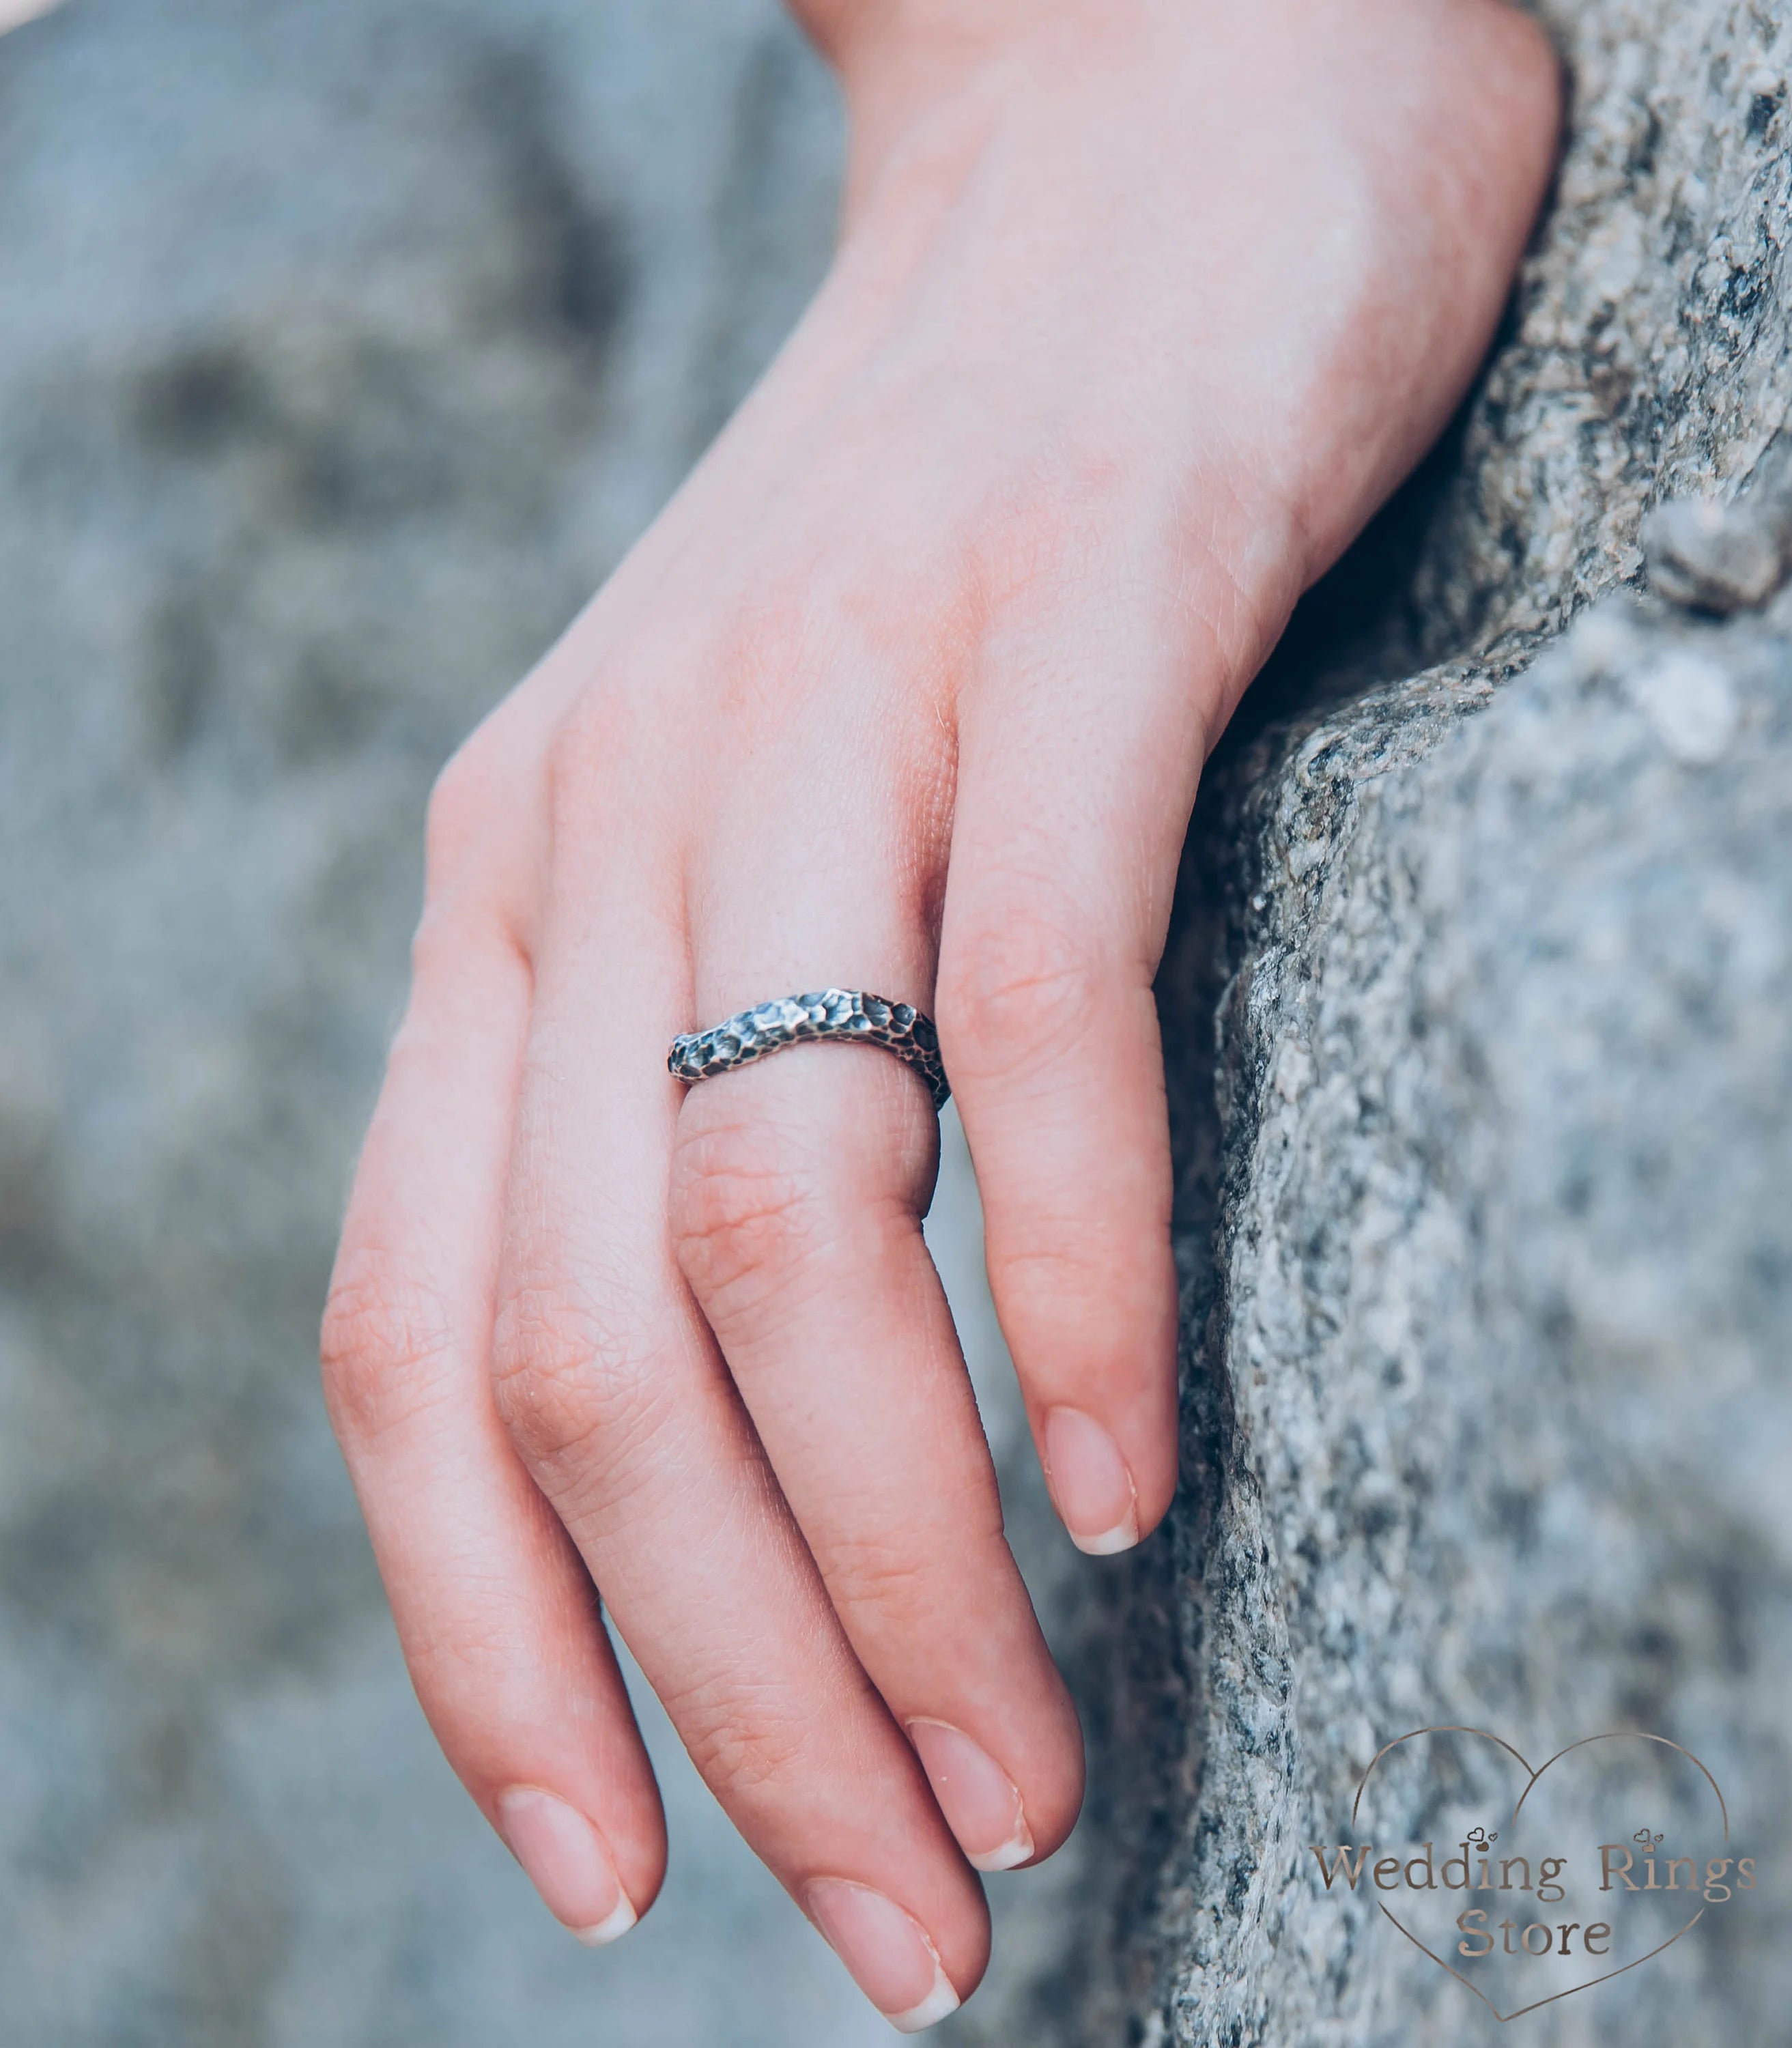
[985, 1220, 1172, 1378]
[543, 692, 631, 826]
[543, 715, 597, 819]
[941, 891, 1103, 1063]
[405, 898, 474, 989]
[488, 1266, 664, 1472]
[983, 1230, 1110, 1326]
[963, 466, 1116, 608]
[423, 715, 556, 950]
[319, 1253, 460, 1446]
[423, 737, 498, 889]
[668, 1113, 833, 1318]
[822, 1527, 952, 1621]
[672, 1683, 815, 1805]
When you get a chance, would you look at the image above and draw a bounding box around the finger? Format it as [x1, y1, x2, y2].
[322, 896, 665, 1944]
[487, 791, 986, 2029]
[937, 568, 1232, 1556]
[670, 787, 1083, 1875]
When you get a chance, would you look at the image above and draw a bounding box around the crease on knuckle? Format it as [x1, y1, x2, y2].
[671, 1682, 815, 1804]
[489, 1270, 666, 1472]
[821, 1528, 948, 1621]
[942, 892, 1103, 1064]
[668, 1119, 834, 1318]
[984, 1230, 1110, 1326]
[401, 1602, 522, 1687]
[320, 1252, 461, 1446]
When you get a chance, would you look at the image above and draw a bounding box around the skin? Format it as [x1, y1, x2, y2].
[321, 0, 1561, 2026]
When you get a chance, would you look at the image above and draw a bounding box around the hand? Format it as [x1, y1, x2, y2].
[322, 0, 1557, 2027]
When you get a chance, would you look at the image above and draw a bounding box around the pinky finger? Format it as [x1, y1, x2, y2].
[321, 907, 665, 1942]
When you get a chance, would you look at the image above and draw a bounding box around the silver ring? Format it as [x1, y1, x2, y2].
[668, 989, 950, 1111]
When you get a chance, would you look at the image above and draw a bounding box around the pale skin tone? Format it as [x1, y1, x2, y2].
[321, 0, 1561, 2029]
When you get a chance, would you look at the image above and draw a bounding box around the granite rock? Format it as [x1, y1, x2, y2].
[946, 1, 1792, 2040]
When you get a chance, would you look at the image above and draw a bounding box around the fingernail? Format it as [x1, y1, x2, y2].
[1043, 1406, 1139, 1554]
[907, 1720, 1034, 1873]
[805, 1877, 961, 2033]
[496, 1787, 636, 1947]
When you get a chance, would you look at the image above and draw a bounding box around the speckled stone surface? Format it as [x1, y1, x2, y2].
[944, 1, 1792, 2041]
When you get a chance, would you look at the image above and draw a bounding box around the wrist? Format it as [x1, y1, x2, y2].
[797, 1, 1211, 242]
[791, 1, 1169, 159]
[788, 1, 1067, 74]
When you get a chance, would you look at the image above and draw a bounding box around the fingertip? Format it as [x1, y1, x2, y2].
[495, 1784, 657, 1947]
[1042, 1404, 1139, 1553]
[907, 1719, 1035, 1872]
[805, 1877, 984, 2032]
[1129, 1371, 1181, 1541]
[573, 1894, 640, 1948]
[890, 1967, 963, 2034]
[1131, 1483, 1174, 1547]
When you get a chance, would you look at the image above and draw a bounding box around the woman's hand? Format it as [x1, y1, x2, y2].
[321, 0, 1557, 2027]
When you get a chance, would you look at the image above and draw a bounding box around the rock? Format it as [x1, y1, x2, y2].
[945, 0, 1792, 2042]
[1643, 445, 1792, 612]
[1643, 490, 1791, 611]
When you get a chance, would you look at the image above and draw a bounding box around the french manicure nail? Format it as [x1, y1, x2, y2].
[1043, 1406, 1139, 1554]
[496, 1786, 636, 1947]
[907, 1719, 1034, 1873]
[805, 1877, 961, 2033]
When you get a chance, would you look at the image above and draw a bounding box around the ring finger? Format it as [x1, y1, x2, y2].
[668, 735, 1083, 1875]
[488, 788, 988, 2029]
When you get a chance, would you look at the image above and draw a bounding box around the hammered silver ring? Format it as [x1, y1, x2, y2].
[668, 989, 950, 1112]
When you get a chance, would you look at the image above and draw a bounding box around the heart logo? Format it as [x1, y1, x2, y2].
[1325, 1726, 1737, 2023]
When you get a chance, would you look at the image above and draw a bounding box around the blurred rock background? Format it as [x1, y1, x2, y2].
[0, 3, 1092, 2040]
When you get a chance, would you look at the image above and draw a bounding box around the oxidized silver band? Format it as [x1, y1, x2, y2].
[668, 989, 950, 1111]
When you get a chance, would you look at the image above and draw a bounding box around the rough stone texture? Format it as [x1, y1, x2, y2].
[950, 1, 1792, 2042]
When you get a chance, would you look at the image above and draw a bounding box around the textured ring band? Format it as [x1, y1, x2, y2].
[668, 989, 950, 1112]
